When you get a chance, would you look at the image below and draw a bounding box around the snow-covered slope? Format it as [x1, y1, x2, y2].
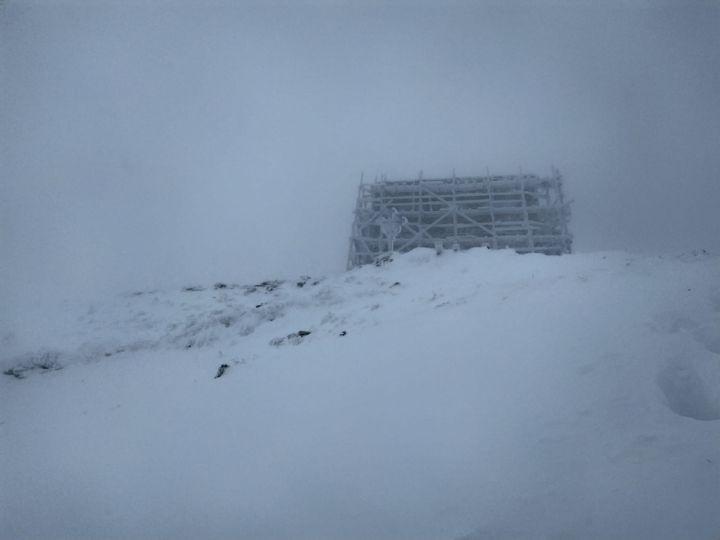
[2, 249, 719, 539]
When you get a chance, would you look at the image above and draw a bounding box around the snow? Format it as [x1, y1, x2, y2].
[2, 248, 719, 539]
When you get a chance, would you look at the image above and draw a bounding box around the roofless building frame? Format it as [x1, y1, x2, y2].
[347, 170, 572, 269]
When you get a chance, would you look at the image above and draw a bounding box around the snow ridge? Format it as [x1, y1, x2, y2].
[2, 248, 719, 540]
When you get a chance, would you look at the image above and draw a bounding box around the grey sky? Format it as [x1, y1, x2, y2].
[2, 1, 719, 340]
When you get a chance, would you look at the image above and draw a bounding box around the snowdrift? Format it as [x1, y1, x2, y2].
[2, 248, 719, 539]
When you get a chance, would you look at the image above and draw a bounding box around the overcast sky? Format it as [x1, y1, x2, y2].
[2, 1, 719, 341]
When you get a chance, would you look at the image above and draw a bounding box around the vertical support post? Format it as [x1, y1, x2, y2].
[452, 169, 458, 243]
[521, 176, 534, 251]
[553, 168, 571, 253]
[418, 178, 425, 245]
[485, 170, 498, 249]
[346, 180, 362, 269]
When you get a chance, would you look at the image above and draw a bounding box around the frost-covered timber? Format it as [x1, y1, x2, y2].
[347, 170, 572, 268]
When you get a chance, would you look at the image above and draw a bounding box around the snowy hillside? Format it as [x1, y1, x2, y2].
[2, 248, 720, 539]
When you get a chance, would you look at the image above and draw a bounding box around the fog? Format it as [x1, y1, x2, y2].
[2, 1, 719, 343]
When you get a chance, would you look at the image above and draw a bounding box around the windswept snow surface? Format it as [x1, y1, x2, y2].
[2, 248, 720, 539]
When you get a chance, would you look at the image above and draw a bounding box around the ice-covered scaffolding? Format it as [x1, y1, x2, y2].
[347, 170, 572, 268]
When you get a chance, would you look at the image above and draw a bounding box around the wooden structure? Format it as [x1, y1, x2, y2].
[347, 170, 572, 268]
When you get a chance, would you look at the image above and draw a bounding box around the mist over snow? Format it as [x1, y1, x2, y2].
[2, 1, 720, 347]
[1, 1, 720, 539]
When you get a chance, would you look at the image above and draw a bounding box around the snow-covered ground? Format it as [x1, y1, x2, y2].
[2, 248, 719, 539]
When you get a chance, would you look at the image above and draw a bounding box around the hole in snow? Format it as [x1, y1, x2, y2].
[657, 363, 720, 421]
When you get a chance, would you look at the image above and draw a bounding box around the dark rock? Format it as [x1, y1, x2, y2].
[215, 364, 230, 379]
[270, 330, 312, 346]
[375, 254, 393, 267]
[3, 368, 25, 379]
[245, 280, 284, 294]
[3, 351, 63, 379]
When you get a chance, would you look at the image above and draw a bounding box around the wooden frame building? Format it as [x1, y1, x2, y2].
[347, 170, 572, 269]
